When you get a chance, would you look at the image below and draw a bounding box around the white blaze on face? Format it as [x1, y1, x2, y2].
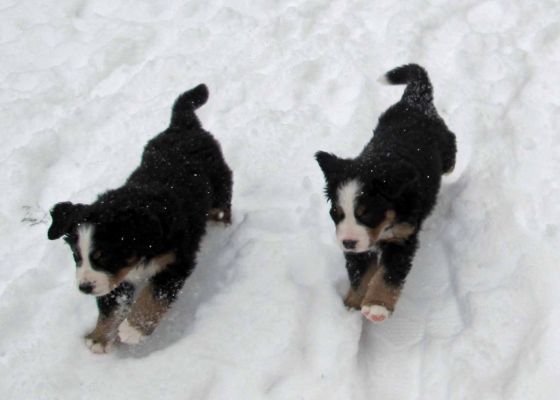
[335, 180, 371, 253]
[76, 224, 112, 296]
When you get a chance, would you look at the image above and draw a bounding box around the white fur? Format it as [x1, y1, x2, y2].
[379, 226, 395, 241]
[124, 258, 165, 286]
[361, 304, 391, 323]
[85, 338, 113, 354]
[118, 319, 145, 344]
[76, 224, 112, 296]
[336, 180, 371, 253]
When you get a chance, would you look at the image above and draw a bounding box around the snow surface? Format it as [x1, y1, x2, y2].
[1, 0, 560, 399]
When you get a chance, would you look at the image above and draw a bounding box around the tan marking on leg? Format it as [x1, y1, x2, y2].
[361, 266, 401, 312]
[344, 287, 363, 310]
[85, 308, 129, 350]
[366, 210, 396, 246]
[344, 258, 380, 310]
[86, 316, 116, 344]
[126, 284, 170, 336]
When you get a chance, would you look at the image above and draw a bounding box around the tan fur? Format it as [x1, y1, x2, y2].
[384, 222, 416, 243]
[108, 262, 137, 290]
[126, 284, 170, 336]
[151, 252, 176, 269]
[366, 210, 396, 246]
[361, 266, 402, 312]
[344, 259, 379, 309]
[344, 287, 364, 310]
[86, 309, 128, 346]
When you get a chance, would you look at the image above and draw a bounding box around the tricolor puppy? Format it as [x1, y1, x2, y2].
[316, 64, 456, 323]
[48, 84, 233, 353]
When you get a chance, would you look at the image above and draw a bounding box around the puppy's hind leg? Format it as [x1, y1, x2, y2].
[208, 160, 233, 224]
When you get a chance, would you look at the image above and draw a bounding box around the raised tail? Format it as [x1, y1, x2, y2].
[379, 64, 435, 114]
[170, 84, 209, 128]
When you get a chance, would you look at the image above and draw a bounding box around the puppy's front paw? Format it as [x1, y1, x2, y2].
[118, 319, 145, 345]
[361, 304, 391, 323]
[85, 336, 114, 354]
[344, 288, 364, 310]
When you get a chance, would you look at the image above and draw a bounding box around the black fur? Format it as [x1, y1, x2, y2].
[48, 83, 233, 313]
[344, 252, 377, 288]
[97, 282, 135, 318]
[316, 64, 456, 293]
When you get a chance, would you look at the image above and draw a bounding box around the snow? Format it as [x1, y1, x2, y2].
[1, 0, 560, 399]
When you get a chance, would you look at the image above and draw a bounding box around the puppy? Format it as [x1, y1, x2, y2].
[48, 84, 233, 353]
[315, 64, 456, 323]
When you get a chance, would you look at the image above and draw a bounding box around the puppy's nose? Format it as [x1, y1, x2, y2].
[342, 240, 358, 250]
[79, 282, 94, 294]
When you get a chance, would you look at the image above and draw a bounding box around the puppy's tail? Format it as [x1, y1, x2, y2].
[170, 84, 209, 128]
[379, 64, 435, 113]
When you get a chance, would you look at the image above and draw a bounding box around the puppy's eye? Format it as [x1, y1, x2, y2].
[91, 250, 103, 264]
[329, 206, 344, 222]
[355, 205, 367, 217]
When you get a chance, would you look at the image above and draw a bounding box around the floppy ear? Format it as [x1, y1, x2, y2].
[48, 202, 86, 240]
[315, 151, 347, 178]
[373, 162, 419, 199]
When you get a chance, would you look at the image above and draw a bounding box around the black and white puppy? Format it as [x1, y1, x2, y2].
[316, 64, 456, 323]
[48, 84, 233, 353]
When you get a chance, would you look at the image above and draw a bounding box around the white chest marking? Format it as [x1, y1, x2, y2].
[124, 259, 165, 285]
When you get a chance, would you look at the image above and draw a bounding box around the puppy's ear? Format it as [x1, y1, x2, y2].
[374, 162, 419, 199]
[48, 202, 86, 240]
[315, 151, 347, 178]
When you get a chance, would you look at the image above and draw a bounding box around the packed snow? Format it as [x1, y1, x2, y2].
[1, 0, 560, 399]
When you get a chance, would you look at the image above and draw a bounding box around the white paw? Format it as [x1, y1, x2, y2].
[118, 319, 145, 345]
[361, 304, 391, 323]
[85, 338, 113, 354]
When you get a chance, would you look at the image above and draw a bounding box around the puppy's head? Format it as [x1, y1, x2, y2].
[315, 151, 417, 253]
[48, 201, 164, 296]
